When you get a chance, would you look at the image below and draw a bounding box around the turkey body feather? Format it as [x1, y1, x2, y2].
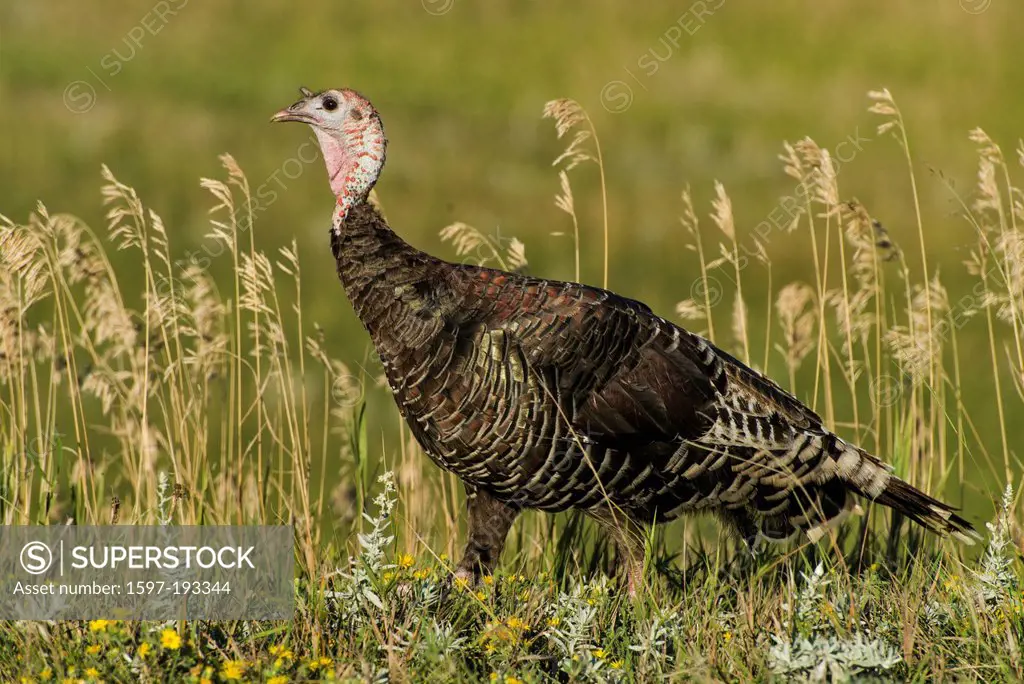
[334, 202, 975, 548]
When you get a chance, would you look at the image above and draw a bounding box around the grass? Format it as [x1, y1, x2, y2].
[4, 479, 1018, 682]
[2, 85, 1024, 680]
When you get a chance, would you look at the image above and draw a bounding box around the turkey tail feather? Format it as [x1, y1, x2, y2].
[826, 441, 980, 544]
[753, 436, 981, 546]
[872, 475, 981, 544]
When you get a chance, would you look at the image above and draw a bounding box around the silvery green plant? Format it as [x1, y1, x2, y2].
[629, 609, 684, 669]
[768, 632, 902, 683]
[545, 576, 607, 654]
[779, 562, 830, 635]
[354, 471, 398, 578]
[393, 618, 468, 667]
[558, 651, 616, 683]
[325, 472, 397, 623]
[545, 577, 611, 678]
[920, 596, 948, 627]
[156, 471, 174, 525]
[770, 562, 903, 680]
[974, 483, 1017, 606]
[407, 573, 443, 610]
[419, 619, 468, 655]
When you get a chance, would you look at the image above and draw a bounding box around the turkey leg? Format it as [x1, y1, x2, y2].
[589, 506, 647, 597]
[453, 485, 519, 584]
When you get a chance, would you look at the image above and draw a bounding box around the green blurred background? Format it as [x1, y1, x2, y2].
[2, 0, 1021, 517]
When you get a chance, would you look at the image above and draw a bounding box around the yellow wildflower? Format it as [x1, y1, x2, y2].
[506, 617, 529, 631]
[482, 575, 494, 586]
[200, 679, 212, 684]
[453, 577, 470, 590]
[413, 568, 431, 580]
[84, 669, 99, 680]
[319, 657, 332, 667]
[220, 660, 246, 681]
[160, 628, 181, 650]
[723, 631, 733, 643]
[505, 677, 523, 684]
[308, 661, 321, 672]
[610, 660, 624, 669]
[383, 571, 395, 582]
[546, 617, 560, 628]
[268, 677, 288, 684]
[593, 648, 607, 659]
[489, 674, 498, 682]
[440, 553, 450, 562]
[88, 620, 109, 633]
[40, 669, 52, 682]
[137, 643, 151, 658]
[86, 644, 101, 656]
[269, 644, 284, 656]
[475, 590, 487, 601]
[398, 553, 415, 568]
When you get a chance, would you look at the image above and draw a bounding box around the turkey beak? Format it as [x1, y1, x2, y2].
[271, 100, 317, 124]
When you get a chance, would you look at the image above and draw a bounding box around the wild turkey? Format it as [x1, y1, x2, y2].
[272, 87, 978, 593]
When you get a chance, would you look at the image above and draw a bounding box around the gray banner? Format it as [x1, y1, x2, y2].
[0, 525, 294, 620]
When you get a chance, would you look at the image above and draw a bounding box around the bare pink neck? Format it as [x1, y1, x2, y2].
[314, 117, 387, 231]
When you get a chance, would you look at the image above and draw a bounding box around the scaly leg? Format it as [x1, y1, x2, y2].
[453, 485, 520, 585]
[589, 506, 647, 597]
[719, 508, 761, 556]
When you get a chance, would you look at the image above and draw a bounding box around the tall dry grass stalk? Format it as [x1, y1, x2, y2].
[0, 157, 382, 580]
[543, 98, 611, 288]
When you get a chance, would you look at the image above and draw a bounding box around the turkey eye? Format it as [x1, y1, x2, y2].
[323, 97, 338, 111]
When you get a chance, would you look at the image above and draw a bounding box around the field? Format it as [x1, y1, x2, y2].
[2, 1, 1024, 681]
